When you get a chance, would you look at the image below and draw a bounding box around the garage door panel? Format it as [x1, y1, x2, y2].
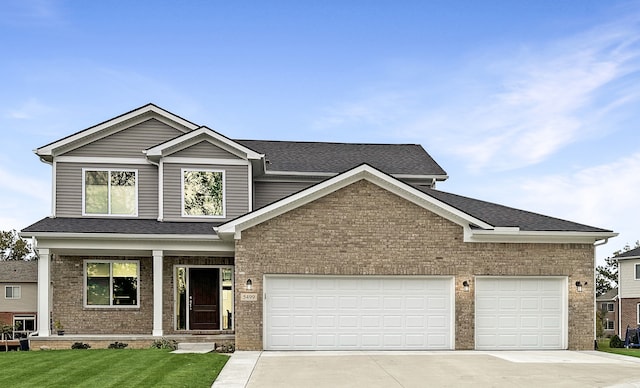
[265, 276, 453, 350]
[475, 278, 566, 350]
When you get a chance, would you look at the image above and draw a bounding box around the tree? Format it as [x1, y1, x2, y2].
[0, 230, 33, 261]
[596, 240, 640, 297]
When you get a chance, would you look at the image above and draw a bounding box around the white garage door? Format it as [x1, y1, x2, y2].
[264, 276, 453, 350]
[475, 277, 567, 350]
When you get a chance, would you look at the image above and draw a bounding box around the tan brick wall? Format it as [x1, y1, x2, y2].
[620, 298, 640, 338]
[52, 256, 153, 334]
[235, 180, 595, 350]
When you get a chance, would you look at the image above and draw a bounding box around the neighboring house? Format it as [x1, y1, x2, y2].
[596, 287, 618, 337]
[0, 260, 38, 337]
[616, 247, 640, 337]
[21, 104, 616, 351]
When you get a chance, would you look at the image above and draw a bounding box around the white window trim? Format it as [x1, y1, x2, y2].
[605, 320, 615, 330]
[13, 315, 36, 336]
[4, 285, 20, 299]
[83, 260, 140, 308]
[180, 168, 226, 219]
[82, 168, 139, 217]
[606, 302, 614, 312]
[637, 303, 640, 325]
[635, 263, 640, 280]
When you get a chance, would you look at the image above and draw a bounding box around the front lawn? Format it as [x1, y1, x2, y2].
[0, 348, 229, 387]
[598, 338, 640, 358]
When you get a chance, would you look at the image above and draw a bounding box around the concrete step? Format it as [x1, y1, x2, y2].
[171, 342, 216, 354]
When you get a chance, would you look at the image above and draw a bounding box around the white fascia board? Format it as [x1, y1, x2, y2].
[55, 156, 151, 164]
[146, 127, 263, 160]
[36, 104, 199, 157]
[216, 164, 492, 239]
[616, 256, 640, 261]
[264, 170, 448, 182]
[393, 174, 449, 181]
[162, 157, 250, 166]
[464, 228, 618, 244]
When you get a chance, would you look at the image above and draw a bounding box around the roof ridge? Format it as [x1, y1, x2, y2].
[235, 139, 422, 146]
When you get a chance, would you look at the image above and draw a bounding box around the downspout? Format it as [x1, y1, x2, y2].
[593, 238, 612, 346]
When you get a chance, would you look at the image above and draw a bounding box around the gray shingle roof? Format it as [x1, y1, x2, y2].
[22, 218, 220, 235]
[596, 287, 618, 301]
[0, 260, 37, 282]
[235, 140, 447, 176]
[417, 186, 612, 232]
[616, 246, 640, 258]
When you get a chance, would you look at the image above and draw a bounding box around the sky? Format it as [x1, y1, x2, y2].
[0, 0, 639, 262]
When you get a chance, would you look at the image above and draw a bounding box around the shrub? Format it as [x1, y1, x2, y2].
[150, 338, 178, 350]
[71, 342, 91, 350]
[108, 342, 128, 349]
[610, 335, 624, 348]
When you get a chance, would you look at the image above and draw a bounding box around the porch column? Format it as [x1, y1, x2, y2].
[37, 248, 51, 337]
[152, 250, 163, 336]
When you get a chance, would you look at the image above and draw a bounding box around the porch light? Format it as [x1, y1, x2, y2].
[575, 281, 582, 292]
[246, 279, 253, 290]
[462, 280, 470, 292]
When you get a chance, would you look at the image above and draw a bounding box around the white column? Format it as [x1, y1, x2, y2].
[37, 248, 51, 337]
[152, 250, 163, 336]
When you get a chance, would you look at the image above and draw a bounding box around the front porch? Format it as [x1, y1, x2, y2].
[28, 333, 235, 351]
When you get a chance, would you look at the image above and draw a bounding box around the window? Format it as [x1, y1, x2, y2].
[606, 320, 615, 330]
[5, 285, 20, 299]
[85, 261, 139, 307]
[13, 315, 36, 337]
[606, 302, 615, 312]
[182, 169, 225, 217]
[84, 169, 137, 216]
[637, 303, 640, 324]
[636, 263, 640, 280]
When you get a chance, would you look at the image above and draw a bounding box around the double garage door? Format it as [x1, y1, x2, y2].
[264, 275, 566, 351]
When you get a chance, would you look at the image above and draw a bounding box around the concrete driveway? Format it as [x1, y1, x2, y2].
[214, 350, 640, 388]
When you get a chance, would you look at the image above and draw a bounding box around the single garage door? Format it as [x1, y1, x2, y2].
[264, 276, 453, 350]
[475, 277, 567, 350]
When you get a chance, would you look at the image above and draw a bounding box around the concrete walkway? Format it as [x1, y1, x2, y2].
[213, 350, 640, 388]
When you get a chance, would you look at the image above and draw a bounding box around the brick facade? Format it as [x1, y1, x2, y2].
[620, 298, 640, 338]
[235, 180, 595, 350]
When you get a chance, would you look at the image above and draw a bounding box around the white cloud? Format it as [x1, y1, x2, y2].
[0, 168, 50, 203]
[5, 98, 53, 120]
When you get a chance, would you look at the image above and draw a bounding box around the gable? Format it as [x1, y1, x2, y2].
[165, 139, 242, 160]
[62, 118, 184, 158]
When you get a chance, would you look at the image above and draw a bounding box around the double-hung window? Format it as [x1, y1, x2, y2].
[182, 169, 225, 217]
[85, 261, 139, 307]
[83, 169, 137, 216]
[5, 285, 20, 299]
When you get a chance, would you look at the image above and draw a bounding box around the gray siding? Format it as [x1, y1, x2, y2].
[56, 162, 158, 218]
[163, 163, 249, 222]
[0, 283, 37, 313]
[64, 119, 184, 158]
[253, 181, 316, 208]
[167, 140, 241, 159]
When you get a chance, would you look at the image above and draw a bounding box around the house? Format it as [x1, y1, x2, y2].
[615, 247, 640, 337]
[0, 260, 38, 338]
[21, 103, 616, 351]
[596, 287, 618, 337]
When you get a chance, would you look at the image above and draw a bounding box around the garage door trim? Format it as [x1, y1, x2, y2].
[263, 274, 455, 351]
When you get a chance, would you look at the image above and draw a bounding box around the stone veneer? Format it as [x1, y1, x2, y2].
[234, 180, 595, 351]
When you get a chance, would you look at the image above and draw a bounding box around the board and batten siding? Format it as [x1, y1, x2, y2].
[63, 119, 184, 158]
[253, 181, 316, 209]
[619, 260, 640, 298]
[162, 163, 249, 222]
[166, 140, 242, 159]
[55, 162, 158, 218]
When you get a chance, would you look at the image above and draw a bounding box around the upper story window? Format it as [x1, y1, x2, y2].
[604, 302, 614, 312]
[85, 260, 139, 307]
[636, 263, 640, 280]
[182, 169, 225, 218]
[5, 285, 20, 299]
[83, 169, 137, 216]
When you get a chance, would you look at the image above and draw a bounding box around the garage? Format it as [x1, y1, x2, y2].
[475, 277, 567, 350]
[264, 276, 454, 350]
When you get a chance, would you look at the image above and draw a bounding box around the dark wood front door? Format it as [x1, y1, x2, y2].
[189, 268, 219, 330]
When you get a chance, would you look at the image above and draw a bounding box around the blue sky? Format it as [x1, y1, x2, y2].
[1, 0, 639, 261]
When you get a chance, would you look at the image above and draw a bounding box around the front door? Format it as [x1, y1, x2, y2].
[189, 268, 220, 330]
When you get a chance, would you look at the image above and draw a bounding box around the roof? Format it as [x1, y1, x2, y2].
[616, 246, 640, 259]
[596, 287, 618, 301]
[217, 164, 615, 243]
[22, 218, 220, 236]
[417, 187, 612, 233]
[235, 140, 448, 178]
[0, 260, 37, 283]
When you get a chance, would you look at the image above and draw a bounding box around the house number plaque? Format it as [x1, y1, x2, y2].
[241, 292, 258, 301]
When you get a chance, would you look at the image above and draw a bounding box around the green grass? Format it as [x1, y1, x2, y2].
[0, 348, 229, 387]
[598, 338, 640, 358]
